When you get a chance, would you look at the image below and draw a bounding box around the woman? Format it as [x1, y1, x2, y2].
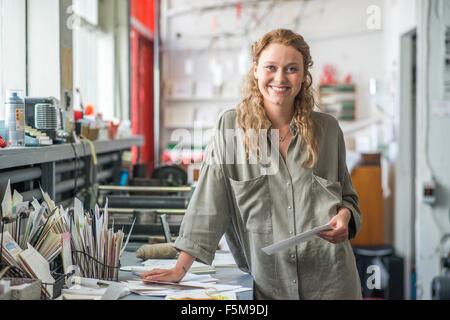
[143, 29, 362, 300]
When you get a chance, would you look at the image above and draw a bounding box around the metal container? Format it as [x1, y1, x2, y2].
[34, 103, 58, 130]
[4, 89, 25, 147]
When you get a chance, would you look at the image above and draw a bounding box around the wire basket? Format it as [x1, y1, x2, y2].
[72, 250, 120, 282]
[1, 213, 68, 300]
[40, 273, 67, 300]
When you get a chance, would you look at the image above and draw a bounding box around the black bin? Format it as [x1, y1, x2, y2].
[353, 245, 404, 300]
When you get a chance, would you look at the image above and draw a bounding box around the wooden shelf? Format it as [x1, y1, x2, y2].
[319, 84, 356, 121]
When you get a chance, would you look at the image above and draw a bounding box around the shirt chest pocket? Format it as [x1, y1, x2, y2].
[311, 173, 343, 219]
[229, 175, 273, 234]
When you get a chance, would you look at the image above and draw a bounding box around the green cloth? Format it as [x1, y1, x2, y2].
[175, 109, 362, 300]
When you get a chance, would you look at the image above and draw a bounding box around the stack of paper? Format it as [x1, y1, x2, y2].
[1, 231, 56, 299]
[70, 199, 133, 280]
[122, 278, 249, 298]
[61, 284, 130, 300]
[1, 184, 69, 269]
[1, 231, 24, 269]
[18, 244, 55, 298]
[165, 290, 237, 300]
[141, 259, 216, 274]
[1, 181, 29, 242]
[1, 184, 134, 290]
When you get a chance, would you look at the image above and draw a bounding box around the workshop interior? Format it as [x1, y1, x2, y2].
[0, 0, 449, 301]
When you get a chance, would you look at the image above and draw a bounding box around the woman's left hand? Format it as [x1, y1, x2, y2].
[318, 208, 351, 244]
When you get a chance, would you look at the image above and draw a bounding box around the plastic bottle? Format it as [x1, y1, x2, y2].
[4, 89, 25, 147]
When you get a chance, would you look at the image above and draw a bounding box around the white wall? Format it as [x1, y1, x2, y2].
[381, 0, 418, 300]
[161, 0, 385, 148]
[415, 0, 450, 300]
[97, 0, 115, 121]
[116, 0, 130, 121]
[27, 0, 61, 99]
[0, 0, 26, 119]
[73, 0, 129, 121]
[310, 32, 385, 120]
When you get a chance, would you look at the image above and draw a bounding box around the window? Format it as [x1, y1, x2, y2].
[73, 0, 130, 121]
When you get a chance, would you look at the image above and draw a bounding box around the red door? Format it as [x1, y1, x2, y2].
[130, 0, 156, 176]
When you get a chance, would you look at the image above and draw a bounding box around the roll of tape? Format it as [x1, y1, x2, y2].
[65, 265, 81, 287]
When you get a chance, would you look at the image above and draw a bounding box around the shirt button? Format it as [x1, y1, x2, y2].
[287, 182, 291, 186]
[293, 280, 297, 284]
[289, 231, 294, 235]
[288, 206, 292, 210]
[291, 254, 296, 259]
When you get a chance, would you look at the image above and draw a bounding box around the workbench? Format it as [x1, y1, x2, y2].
[0, 136, 143, 205]
[119, 247, 254, 300]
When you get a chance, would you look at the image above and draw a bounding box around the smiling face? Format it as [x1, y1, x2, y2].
[253, 43, 305, 110]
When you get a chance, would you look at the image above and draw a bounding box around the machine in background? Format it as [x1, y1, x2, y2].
[24, 97, 68, 145]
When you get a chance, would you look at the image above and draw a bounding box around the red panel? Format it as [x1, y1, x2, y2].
[130, 0, 157, 176]
[131, 30, 155, 175]
[139, 38, 154, 174]
[130, 29, 141, 166]
[131, 0, 155, 32]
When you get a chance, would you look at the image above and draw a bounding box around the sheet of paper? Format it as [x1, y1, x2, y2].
[12, 190, 23, 213]
[1, 180, 12, 217]
[94, 204, 103, 262]
[182, 273, 217, 283]
[213, 252, 237, 267]
[142, 279, 209, 289]
[261, 223, 332, 255]
[61, 232, 73, 274]
[165, 289, 237, 300]
[31, 198, 41, 212]
[1, 231, 23, 265]
[62, 294, 101, 300]
[40, 186, 56, 212]
[19, 244, 55, 298]
[122, 266, 218, 284]
[14, 201, 29, 216]
[135, 290, 178, 296]
[182, 282, 243, 291]
[100, 283, 128, 300]
[62, 285, 107, 296]
[122, 281, 168, 292]
[120, 217, 136, 256]
[142, 259, 212, 270]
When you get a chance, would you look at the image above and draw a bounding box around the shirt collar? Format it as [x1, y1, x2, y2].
[267, 115, 299, 137]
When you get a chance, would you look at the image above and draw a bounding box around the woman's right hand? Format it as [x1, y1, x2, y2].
[141, 251, 195, 283]
[141, 267, 186, 283]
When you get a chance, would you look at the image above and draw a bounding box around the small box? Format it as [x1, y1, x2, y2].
[81, 125, 99, 141]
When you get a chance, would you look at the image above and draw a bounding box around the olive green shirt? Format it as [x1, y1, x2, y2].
[174, 109, 362, 300]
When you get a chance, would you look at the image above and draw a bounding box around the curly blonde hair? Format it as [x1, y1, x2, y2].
[236, 29, 318, 168]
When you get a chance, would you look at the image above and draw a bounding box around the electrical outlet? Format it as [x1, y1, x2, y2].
[423, 180, 436, 205]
